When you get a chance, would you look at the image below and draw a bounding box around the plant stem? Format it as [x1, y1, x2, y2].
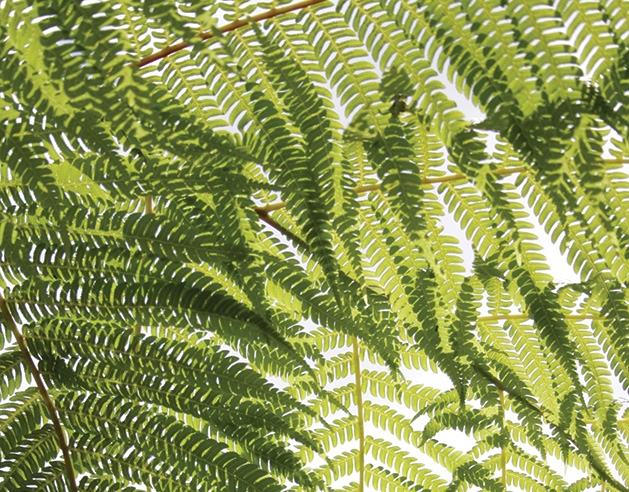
[352, 337, 365, 492]
[477, 313, 600, 323]
[145, 195, 153, 215]
[255, 158, 623, 215]
[583, 418, 629, 425]
[137, 0, 328, 68]
[498, 388, 507, 488]
[0, 296, 78, 492]
[255, 166, 527, 214]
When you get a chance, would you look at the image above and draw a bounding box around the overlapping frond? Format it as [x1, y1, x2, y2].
[2, 0, 629, 490]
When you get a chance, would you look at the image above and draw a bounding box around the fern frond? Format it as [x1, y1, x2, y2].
[59, 391, 312, 491]
[0, 424, 59, 490]
[3, 0, 629, 490]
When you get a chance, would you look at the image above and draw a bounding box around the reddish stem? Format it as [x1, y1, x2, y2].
[137, 0, 328, 68]
[0, 296, 78, 492]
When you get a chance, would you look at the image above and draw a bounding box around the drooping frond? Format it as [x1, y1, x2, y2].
[2, 0, 629, 490]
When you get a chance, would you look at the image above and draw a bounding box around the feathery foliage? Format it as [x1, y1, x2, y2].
[2, 0, 629, 490]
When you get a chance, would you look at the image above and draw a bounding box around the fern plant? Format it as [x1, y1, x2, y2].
[2, 0, 629, 490]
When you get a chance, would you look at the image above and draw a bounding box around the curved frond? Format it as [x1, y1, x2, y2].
[2, 0, 629, 490]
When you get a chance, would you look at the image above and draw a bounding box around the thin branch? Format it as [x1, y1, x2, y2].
[256, 166, 528, 215]
[583, 418, 629, 425]
[477, 313, 601, 323]
[144, 195, 153, 215]
[256, 209, 310, 250]
[255, 157, 627, 215]
[0, 295, 78, 492]
[498, 388, 507, 488]
[352, 337, 365, 492]
[137, 0, 328, 68]
[256, 201, 289, 214]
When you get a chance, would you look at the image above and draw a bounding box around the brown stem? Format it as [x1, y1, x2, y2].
[137, 0, 328, 68]
[0, 296, 78, 492]
[256, 209, 309, 251]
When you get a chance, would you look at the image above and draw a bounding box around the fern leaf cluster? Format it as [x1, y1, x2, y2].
[2, 0, 629, 490]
